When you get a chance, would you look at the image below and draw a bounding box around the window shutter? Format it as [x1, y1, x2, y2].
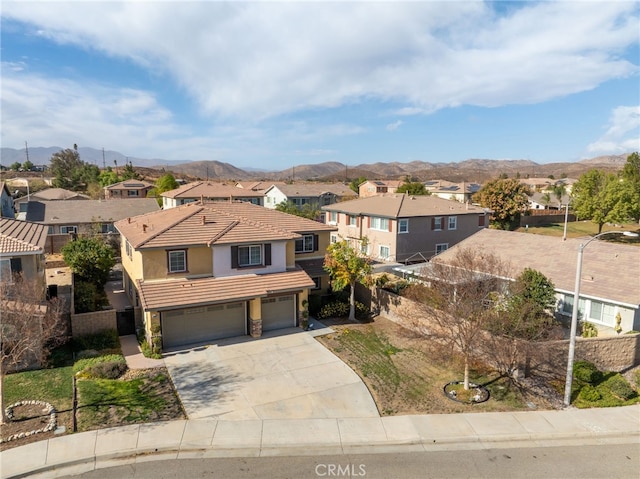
[264, 243, 272, 266]
[431, 217, 435, 230]
[367, 216, 371, 228]
[313, 234, 319, 252]
[231, 246, 239, 269]
[444, 216, 448, 230]
[388, 219, 392, 232]
[356, 217, 360, 227]
[479, 215, 485, 227]
[10, 258, 22, 273]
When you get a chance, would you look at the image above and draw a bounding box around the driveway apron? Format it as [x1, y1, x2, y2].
[163, 328, 380, 420]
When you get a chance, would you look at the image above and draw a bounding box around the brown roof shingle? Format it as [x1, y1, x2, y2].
[434, 229, 640, 307]
[163, 181, 264, 199]
[322, 193, 486, 218]
[138, 268, 315, 310]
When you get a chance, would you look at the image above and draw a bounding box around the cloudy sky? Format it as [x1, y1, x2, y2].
[2, 1, 639, 169]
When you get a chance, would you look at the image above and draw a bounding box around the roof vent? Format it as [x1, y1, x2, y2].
[142, 224, 147, 233]
[127, 217, 131, 224]
[201, 215, 206, 225]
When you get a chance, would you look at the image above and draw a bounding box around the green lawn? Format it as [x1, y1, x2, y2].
[3, 366, 74, 411]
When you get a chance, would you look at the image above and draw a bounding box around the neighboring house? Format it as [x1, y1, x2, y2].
[1, 182, 16, 218]
[0, 218, 48, 291]
[24, 198, 159, 240]
[114, 200, 337, 350]
[432, 229, 640, 333]
[14, 188, 90, 215]
[424, 180, 481, 203]
[519, 177, 577, 194]
[235, 181, 285, 192]
[162, 181, 265, 208]
[264, 182, 357, 210]
[321, 193, 489, 263]
[528, 191, 570, 211]
[358, 180, 402, 198]
[104, 180, 155, 199]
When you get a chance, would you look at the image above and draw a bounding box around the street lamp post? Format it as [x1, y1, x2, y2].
[563, 230, 639, 407]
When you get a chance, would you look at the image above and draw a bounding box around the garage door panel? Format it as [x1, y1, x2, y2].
[262, 295, 295, 331]
[162, 302, 246, 348]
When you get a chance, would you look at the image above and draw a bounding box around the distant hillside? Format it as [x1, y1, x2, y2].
[1, 146, 631, 183]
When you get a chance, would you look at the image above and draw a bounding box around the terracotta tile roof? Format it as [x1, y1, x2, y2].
[434, 229, 640, 307]
[0, 218, 48, 254]
[162, 181, 264, 199]
[115, 201, 336, 249]
[322, 193, 486, 218]
[137, 267, 315, 310]
[269, 182, 357, 198]
[235, 181, 286, 191]
[25, 198, 160, 224]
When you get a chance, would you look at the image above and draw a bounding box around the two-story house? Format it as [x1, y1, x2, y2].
[14, 188, 90, 218]
[104, 180, 155, 199]
[162, 181, 265, 208]
[424, 180, 481, 203]
[264, 183, 357, 210]
[358, 180, 402, 198]
[0, 218, 48, 292]
[114, 201, 336, 350]
[322, 193, 489, 263]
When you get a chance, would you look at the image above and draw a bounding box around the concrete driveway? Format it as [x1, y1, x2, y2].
[163, 327, 380, 420]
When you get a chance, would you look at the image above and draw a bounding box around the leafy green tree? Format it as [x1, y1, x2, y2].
[23, 160, 34, 171]
[121, 161, 141, 180]
[99, 168, 120, 187]
[50, 146, 99, 191]
[571, 169, 640, 233]
[348, 176, 367, 194]
[396, 175, 428, 195]
[9, 162, 21, 171]
[323, 238, 373, 321]
[148, 173, 179, 206]
[622, 152, 640, 185]
[62, 237, 115, 286]
[552, 184, 566, 206]
[275, 201, 320, 220]
[473, 178, 530, 230]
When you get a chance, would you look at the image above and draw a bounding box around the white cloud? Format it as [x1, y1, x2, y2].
[2, 1, 638, 120]
[587, 106, 640, 155]
[386, 120, 403, 131]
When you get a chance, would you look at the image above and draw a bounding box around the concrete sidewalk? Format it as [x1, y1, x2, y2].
[2, 406, 638, 478]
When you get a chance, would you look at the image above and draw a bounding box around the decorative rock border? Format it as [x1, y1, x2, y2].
[0, 400, 57, 444]
[443, 381, 490, 404]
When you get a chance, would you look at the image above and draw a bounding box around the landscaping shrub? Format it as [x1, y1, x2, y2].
[72, 329, 119, 352]
[84, 360, 128, 379]
[317, 301, 370, 320]
[635, 369, 640, 389]
[74, 354, 126, 376]
[578, 384, 602, 402]
[604, 374, 636, 400]
[580, 321, 598, 338]
[140, 339, 162, 359]
[573, 360, 602, 384]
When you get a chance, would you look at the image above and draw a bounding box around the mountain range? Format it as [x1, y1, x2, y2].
[0, 147, 631, 183]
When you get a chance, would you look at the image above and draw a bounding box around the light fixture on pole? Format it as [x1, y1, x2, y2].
[563, 230, 639, 407]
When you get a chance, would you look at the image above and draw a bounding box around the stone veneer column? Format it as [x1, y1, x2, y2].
[250, 318, 262, 338]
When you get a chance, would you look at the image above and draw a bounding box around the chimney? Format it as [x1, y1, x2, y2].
[142, 224, 147, 233]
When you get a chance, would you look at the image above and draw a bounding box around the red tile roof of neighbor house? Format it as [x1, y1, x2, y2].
[0, 218, 48, 254]
[162, 181, 265, 199]
[115, 201, 336, 249]
[137, 268, 315, 311]
[322, 193, 487, 218]
[434, 228, 640, 307]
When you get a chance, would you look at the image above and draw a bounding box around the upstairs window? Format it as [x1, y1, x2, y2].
[432, 217, 442, 231]
[168, 250, 187, 273]
[329, 211, 338, 224]
[370, 216, 389, 231]
[232, 244, 272, 268]
[61, 225, 77, 234]
[348, 215, 357, 226]
[448, 216, 457, 230]
[295, 234, 317, 253]
[398, 219, 409, 233]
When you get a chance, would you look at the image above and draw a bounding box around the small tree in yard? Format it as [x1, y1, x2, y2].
[474, 178, 530, 230]
[403, 248, 511, 390]
[323, 238, 373, 321]
[62, 236, 115, 286]
[0, 278, 67, 424]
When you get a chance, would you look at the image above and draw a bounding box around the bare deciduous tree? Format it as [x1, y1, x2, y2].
[1, 277, 68, 424]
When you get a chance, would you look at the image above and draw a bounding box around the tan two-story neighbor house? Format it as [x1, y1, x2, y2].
[0, 218, 48, 292]
[322, 193, 489, 263]
[115, 201, 336, 350]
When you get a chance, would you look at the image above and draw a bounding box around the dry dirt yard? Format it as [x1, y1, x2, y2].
[316, 315, 559, 415]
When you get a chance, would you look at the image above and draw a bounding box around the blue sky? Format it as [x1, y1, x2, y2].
[1, 1, 639, 170]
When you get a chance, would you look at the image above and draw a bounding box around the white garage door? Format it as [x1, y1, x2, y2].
[161, 302, 246, 349]
[261, 295, 295, 331]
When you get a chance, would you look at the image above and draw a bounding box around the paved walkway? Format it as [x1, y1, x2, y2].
[2, 406, 638, 478]
[119, 335, 165, 369]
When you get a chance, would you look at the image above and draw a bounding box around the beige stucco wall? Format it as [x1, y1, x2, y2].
[141, 246, 212, 280]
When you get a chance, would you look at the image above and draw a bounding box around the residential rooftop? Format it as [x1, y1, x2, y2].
[0, 218, 48, 254]
[25, 198, 160, 224]
[162, 181, 265, 199]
